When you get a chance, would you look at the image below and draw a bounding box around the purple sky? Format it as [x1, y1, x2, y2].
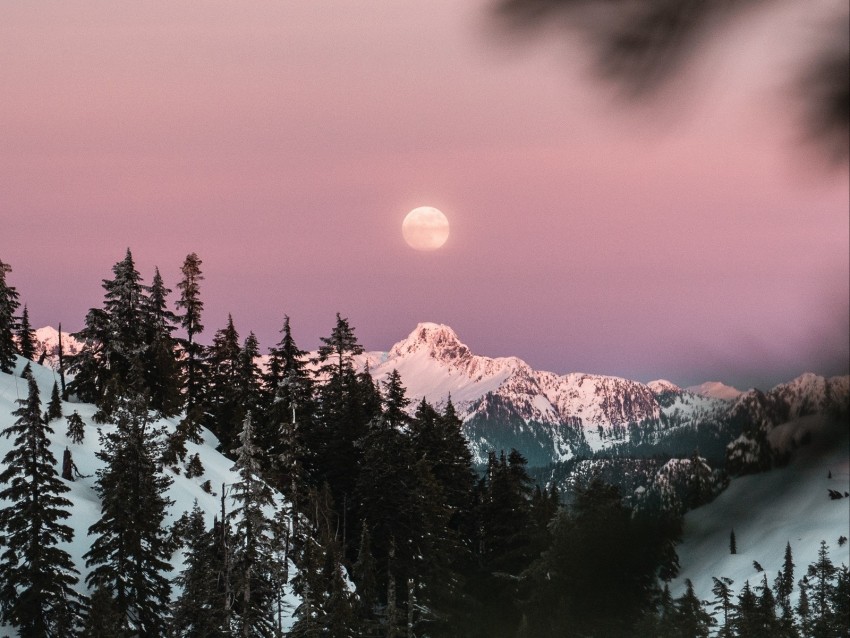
[2, 2, 847, 390]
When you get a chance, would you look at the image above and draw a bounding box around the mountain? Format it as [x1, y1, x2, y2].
[359, 323, 849, 469]
[686, 381, 743, 401]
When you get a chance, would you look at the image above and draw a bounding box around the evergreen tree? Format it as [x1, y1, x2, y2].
[797, 577, 812, 637]
[0, 369, 84, 634]
[16, 303, 36, 361]
[831, 564, 850, 637]
[66, 410, 86, 444]
[675, 579, 713, 638]
[204, 315, 244, 454]
[309, 313, 367, 552]
[261, 315, 314, 498]
[803, 540, 838, 636]
[239, 332, 264, 418]
[142, 266, 183, 417]
[67, 249, 149, 418]
[228, 414, 279, 637]
[82, 586, 125, 638]
[711, 576, 735, 637]
[730, 528, 737, 554]
[732, 580, 759, 637]
[0, 258, 21, 373]
[756, 573, 780, 634]
[175, 252, 206, 437]
[172, 503, 230, 637]
[84, 395, 174, 637]
[46, 379, 63, 421]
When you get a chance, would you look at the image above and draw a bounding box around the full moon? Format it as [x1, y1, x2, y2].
[402, 206, 450, 251]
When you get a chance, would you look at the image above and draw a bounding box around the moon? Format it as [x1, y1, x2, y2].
[402, 206, 450, 251]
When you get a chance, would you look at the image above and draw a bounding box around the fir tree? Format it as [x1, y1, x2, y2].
[732, 580, 759, 637]
[185, 453, 205, 478]
[756, 573, 779, 633]
[175, 253, 206, 438]
[82, 586, 125, 638]
[675, 579, 713, 638]
[142, 266, 183, 417]
[711, 576, 735, 636]
[66, 410, 86, 444]
[16, 303, 36, 361]
[804, 540, 838, 636]
[204, 314, 244, 454]
[67, 249, 149, 418]
[84, 395, 174, 637]
[45, 379, 63, 421]
[261, 315, 314, 498]
[0, 370, 84, 634]
[172, 503, 230, 638]
[0, 258, 21, 373]
[730, 528, 737, 554]
[228, 414, 279, 637]
[797, 577, 812, 637]
[310, 313, 367, 552]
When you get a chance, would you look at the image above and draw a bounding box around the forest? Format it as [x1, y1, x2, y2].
[0, 252, 847, 637]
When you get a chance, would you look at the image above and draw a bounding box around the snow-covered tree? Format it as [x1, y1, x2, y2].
[84, 395, 174, 637]
[0, 368, 84, 634]
[228, 414, 279, 637]
[0, 259, 21, 373]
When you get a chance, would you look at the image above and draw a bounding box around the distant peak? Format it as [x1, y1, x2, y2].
[686, 381, 742, 400]
[647, 379, 681, 394]
[390, 323, 470, 361]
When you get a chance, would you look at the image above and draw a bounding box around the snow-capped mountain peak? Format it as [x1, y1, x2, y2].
[686, 381, 743, 401]
[389, 322, 471, 362]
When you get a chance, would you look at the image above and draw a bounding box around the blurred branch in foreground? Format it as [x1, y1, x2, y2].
[492, 0, 849, 164]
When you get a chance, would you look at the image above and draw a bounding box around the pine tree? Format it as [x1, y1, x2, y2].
[66, 410, 86, 443]
[228, 414, 279, 637]
[172, 503, 230, 637]
[0, 369, 85, 634]
[239, 332, 264, 418]
[0, 259, 21, 373]
[675, 579, 713, 638]
[81, 586, 125, 638]
[730, 528, 737, 554]
[142, 266, 183, 417]
[803, 540, 838, 636]
[711, 576, 735, 636]
[732, 580, 759, 637]
[204, 315, 244, 455]
[67, 249, 149, 418]
[310, 313, 367, 552]
[84, 395, 174, 637]
[756, 573, 779, 633]
[16, 303, 37, 361]
[261, 315, 314, 497]
[43, 379, 63, 422]
[175, 253, 206, 438]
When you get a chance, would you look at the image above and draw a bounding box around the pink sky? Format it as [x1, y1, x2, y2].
[1, 1, 847, 389]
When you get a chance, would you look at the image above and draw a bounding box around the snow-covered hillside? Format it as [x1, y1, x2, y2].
[0, 357, 298, 636]
[672, 414, 850, 619]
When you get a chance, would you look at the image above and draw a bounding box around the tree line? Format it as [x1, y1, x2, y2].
[0, 252, 846, 636]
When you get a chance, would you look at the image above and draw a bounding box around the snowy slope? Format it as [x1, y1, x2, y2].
[0, 357, 298, 636]
[671, 414, 850, 618]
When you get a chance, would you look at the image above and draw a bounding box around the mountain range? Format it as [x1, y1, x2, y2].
[33, 323, 849, 469]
